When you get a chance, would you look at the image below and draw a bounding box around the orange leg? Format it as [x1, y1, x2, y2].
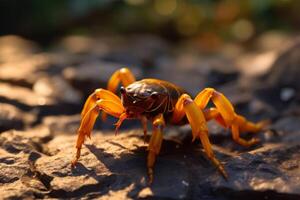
[171, 94, 190, 124]
[172, 94, 228, 178]
[101, 67, 136, 121]
[147, 114, 164, 184]
[107, 67, 136, 94]
[80, 88, 122, 120]
[140, 116, 148, 143]
[203, 108, 227, 127]
[204, 109, 268, 147]
[193, 88, 268, 147]
[71, 89, 126, 166]
[204, 108, 269, 133]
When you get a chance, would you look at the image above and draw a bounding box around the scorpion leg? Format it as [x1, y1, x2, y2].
[203, 108, 269, 133]
[185, 95, 227, 178]
[80, 88, 121, 119]
[107, 67, 136, 93]
[203, 108, 227, 127]
[147, 114, 164, 184]
[172, 94, 227, 178]
[101, 67, 136, 121]
[140, 116, 148, 143]
[72, 96, 125, 167]
[171, 94, 188, 124]
[194, 88, 268, 147]
[172, 96, 227, 127]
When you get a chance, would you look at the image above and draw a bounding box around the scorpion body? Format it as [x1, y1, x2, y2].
[121, 78, 188, 124]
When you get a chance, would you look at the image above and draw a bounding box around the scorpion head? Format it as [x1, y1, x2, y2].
[120, 84, 167, 118]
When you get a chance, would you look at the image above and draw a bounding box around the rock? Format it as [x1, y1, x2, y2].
[60, 35, 105, 55]
[0, 54, 51, 86]
[63, 61, 141, 96]
[152, 54, 238, 95]
[236, 51, 277, 76]
[0, 149, 29, 184]
[255, 31, 292, 52]
[235, 31, 292, 77]
[0, 82, 55, 107]
[34, 130, 190, 199]
[1, 124, 298, 199]
[101, 34, 169, 66]
[259, 37, 300, 91]
[197, 144, 300, 200]
[1, 181, 37, 200]
[0, 128, 53, 199]
[0, 81, 81, 121]
[42, 115, 80, 135]
[59, 34, 169, 67]
[0, 103, 35, 132]
[250, 38, 300, 112]
[33, 76, 82, 104]
[0, 128, 52, 154]
[270, 116, 300, 143]
[0, 35, 39, 63]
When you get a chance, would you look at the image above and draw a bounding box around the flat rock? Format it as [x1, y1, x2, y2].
[0, 128, 53, 199]
[199, 144, 300, 200]
[0, 53, 51, 86]
[33, 76, 82, 104]
[1, 126, 299, 199]
[0, 103, 35, 132]
[0, 35, 39, 63]
[0, 82, 55, 107]
[42, 114, 80, 135]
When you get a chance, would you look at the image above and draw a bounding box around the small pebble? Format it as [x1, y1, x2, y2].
[280, 88, 295, 101]
[182, 180, 189, 187]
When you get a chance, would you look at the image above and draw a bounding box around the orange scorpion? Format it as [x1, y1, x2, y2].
[71, 68, 268, 183]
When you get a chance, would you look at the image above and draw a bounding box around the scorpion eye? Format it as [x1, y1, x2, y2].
[120, 87, 126, 94]
[151, 92, 159, 99]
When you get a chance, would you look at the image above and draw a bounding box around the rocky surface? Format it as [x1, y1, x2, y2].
[0, 34, 300, 199]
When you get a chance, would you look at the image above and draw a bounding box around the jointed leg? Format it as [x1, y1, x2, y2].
[81, 88, 122, 119]
[236, 115, 269, 133]
[140, 116, 148, 143]
[171, 94, 190, 124]
[147, 114, 164, 184]
[72, 89, 126, 166]
[194, 88, 235, 125]
[204, 108, 268, 132]
[172, 94, 227, 178]
[107, 67, 136, 94]
[194, 88, 268, 147]
[203, 108, 227, 127]
[101, 68, 135, 121]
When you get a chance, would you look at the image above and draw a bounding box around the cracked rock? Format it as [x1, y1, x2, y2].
[0, 122, 299, 200]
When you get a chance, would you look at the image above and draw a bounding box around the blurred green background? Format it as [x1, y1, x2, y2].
[1, 0, 299, 47]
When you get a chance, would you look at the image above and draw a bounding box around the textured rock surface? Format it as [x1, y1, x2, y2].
[0, 103, 35, 132]
[0, 35, 300, 199]
[1, 127, 299, 199]
[252, 38, 300, 114]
